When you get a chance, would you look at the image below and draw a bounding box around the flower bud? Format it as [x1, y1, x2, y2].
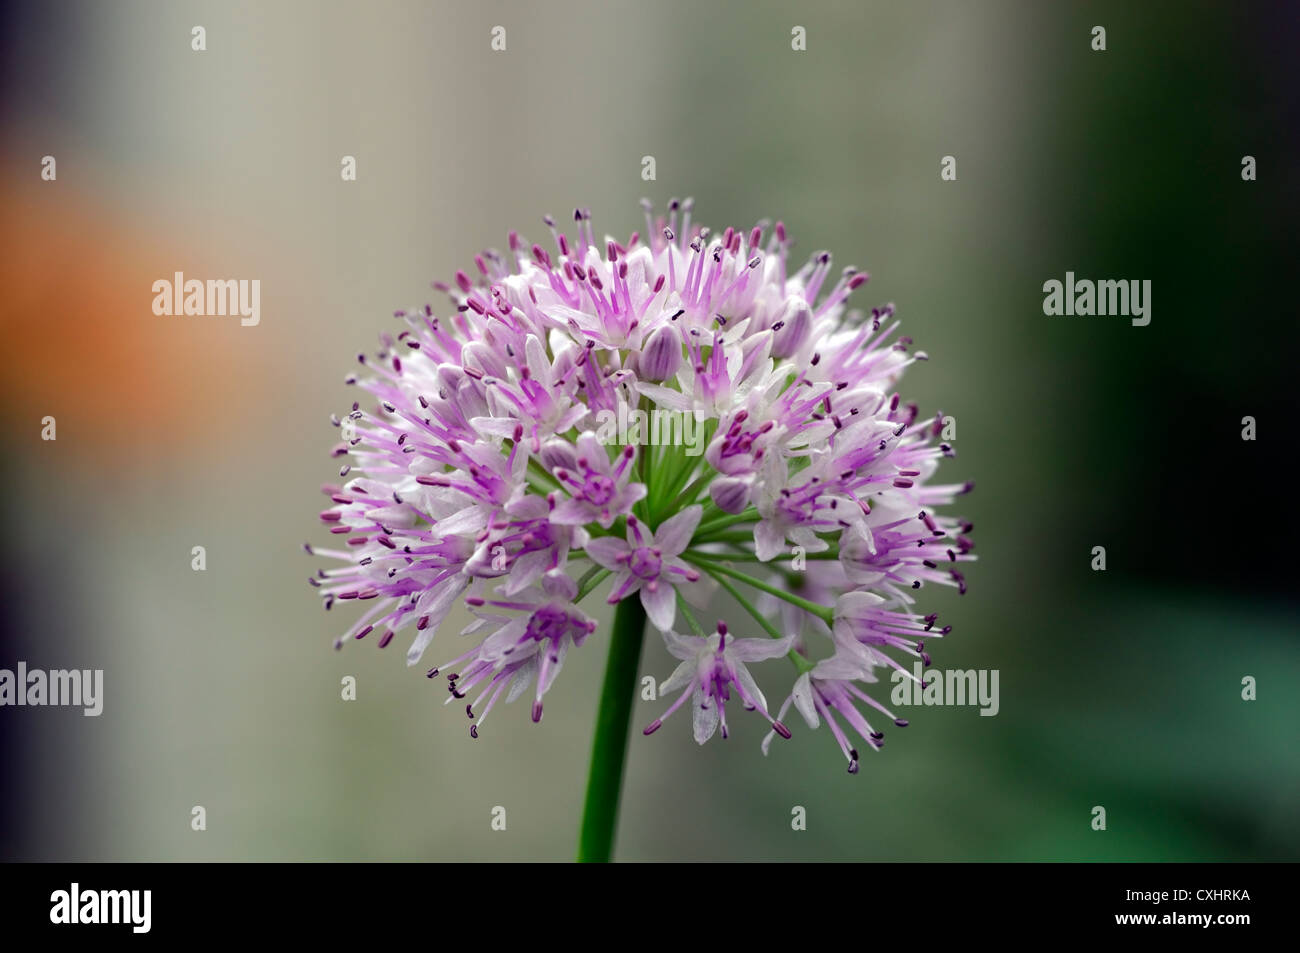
[539, 438, 578, 472]
[639, 324, 682, 382]
[709, 475, 753, 514]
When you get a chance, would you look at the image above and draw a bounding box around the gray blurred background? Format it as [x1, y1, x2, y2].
[2, 0, 1296, 861]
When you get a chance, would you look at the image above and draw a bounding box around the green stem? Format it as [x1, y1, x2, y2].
[653, 454, 703, 520]
[692, 530, 760, 545]
[576, 568, 611, 602]
[527, 458, 562, 490]
[676, 591, 706, 636]
[703, 567, 787, 642]
[692, 508, 759, 541]
[681, 553, 834, 624]
[663, 469, 707, 514]
[576, 596, 647, 863]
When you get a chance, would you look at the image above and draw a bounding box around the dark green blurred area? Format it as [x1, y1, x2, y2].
[608, 1, 1299, 862]
[2, 1, 1296, 861]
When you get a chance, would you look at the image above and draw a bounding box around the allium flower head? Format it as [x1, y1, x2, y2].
[307, 200, 975, 771]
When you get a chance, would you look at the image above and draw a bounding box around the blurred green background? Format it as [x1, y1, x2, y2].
[2, 0, 1295, 861]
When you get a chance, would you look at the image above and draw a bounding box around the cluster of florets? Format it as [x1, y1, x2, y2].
[307, 200, 974, 772]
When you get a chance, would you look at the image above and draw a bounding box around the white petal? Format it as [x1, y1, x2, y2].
[653, 504, 703, 555]
[505, 658, 537, 703]
[641, 582, 677, 632]
[812, 653, 874, 683]
[844, 566, 888, 587]
[692, 689, 719, 744]
[470, 416, 523, 440]
[729, 633, 795, 662]
[754, 520, 786, 562]
[524, 335, 554, 388]
[584, 536, 630, 570]
[842, 521, 877, 557]
[500, 551, 548, 594]
[790, 527, 829, 553]
[616, 482, 648, 506]
[505, 494, 549, 519]
[733, 661, 769, 716]
[550, 498, 594, 525]
[541, 570, 577, 601]
[404, 577, 468, 665]
[790, 672, 819, 728]
[659, 659, 696, 695]
[432, 505, 488, 538]
[660, 629, 707, 662]
[634, 382, 693, 412]
[478, 617, 531, 661]
[836, 589, 886, 619]
[553, 404, 589, 433]
[574, 432, 606, 471]
[536, 638, 569, 697]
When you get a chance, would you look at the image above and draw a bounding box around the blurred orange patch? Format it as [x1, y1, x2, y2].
[1, 162, 257, 459]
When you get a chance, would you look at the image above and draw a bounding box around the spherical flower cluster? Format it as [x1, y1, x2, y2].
[307, 200, 974, 773]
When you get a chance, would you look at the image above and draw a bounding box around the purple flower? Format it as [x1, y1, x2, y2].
[585, 507, 703, 631]
[434, 571, 597, 731]
[833, 590, 946, 672]
[549, 432, 647, 529]
[762, 652, 910, 774]
[643, 623, 795, 744]
[307, 201, 976, 767]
